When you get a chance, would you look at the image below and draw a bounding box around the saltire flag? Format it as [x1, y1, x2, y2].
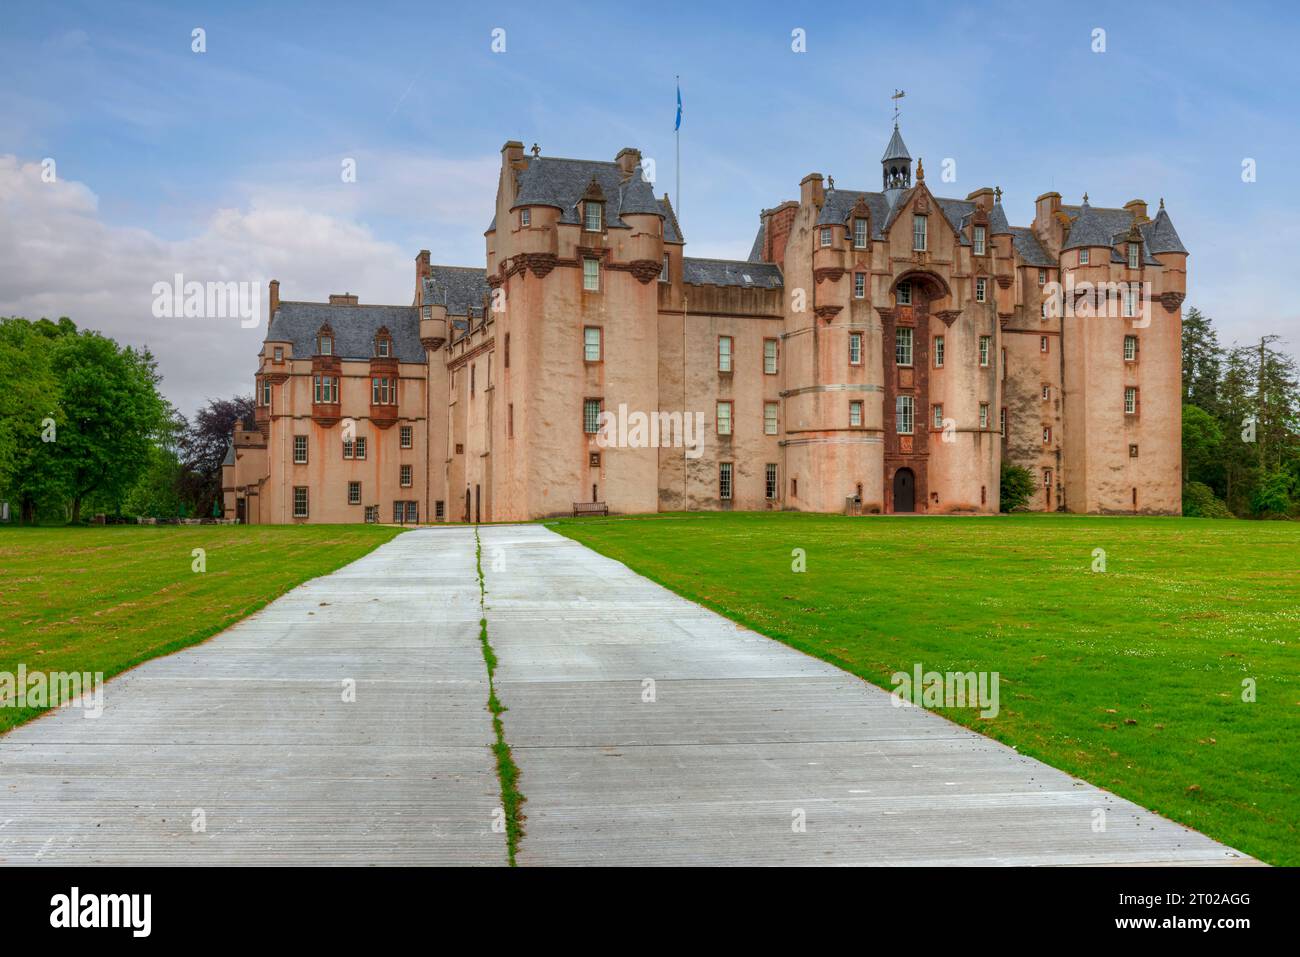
[675, 81, 682, 131]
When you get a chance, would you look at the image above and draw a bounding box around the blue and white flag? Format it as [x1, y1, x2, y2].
[675, 81, 682, 131]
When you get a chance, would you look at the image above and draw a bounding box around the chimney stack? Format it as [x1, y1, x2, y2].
[615, 147, 642, 181]
[328, 293, 359, 305]
[800, 173, 825, 209]
[268, 279, 280, 318]
[1124, 198, 1149, 222]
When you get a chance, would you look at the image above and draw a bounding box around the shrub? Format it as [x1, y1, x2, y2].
[1000, 463, 1037, 512]
[1183, 481, 1232, 518]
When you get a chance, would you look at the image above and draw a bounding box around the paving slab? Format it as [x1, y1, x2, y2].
[480, 523, 1256, 867]
[0, 527, 504, 866]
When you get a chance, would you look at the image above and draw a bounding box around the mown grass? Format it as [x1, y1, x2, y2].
[0, 524, 403, 734]
[551, 511, 1300, 866]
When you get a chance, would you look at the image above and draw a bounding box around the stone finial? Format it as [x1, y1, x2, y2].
[1159, 197, 1165, 209]
[916, 157, 925, 182]
[1082, 192, 1089, 204]
[994, 186, 1002, 202]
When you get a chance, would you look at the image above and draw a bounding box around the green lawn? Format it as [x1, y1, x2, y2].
[0, 524, 403, 734]
[551, 512, 1300, 866]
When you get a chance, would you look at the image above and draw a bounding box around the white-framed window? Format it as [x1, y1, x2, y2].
[853, 272, 866, 299]
[1042, 384, 1051, 401]
[1043, 468, 1053, 487]
[314, 374, 338, 404]
[1040, 335, 1050, 354]
[979, 402, 990, 429]
[933, 403, 944, 430]
[1122, 287, 1137, 318]
[318, 334, 333, 356]
[973, 225, 986, 256]
[1038, 269, 1047, 285]
[348, 481, 361, 505]
[262, 379, 272, 406]
[764, 401, 779, 435]
[763, 339, 778, 375]
[583, 398, 602, 434]
[849, 332, 862, 365]
[853, 218, 868, 248]
[1079, 248, 1090, 265]
[913, 214, 927, 251]
[377, 337, 390, 358]
[1128, 243, 1140, 269]
[273, 347, 284, 362]
[975, 277, 987, 303]
[896, 395, 914, 435]
[1043, 427, 1052, 444]
[660, 254, 669, 282]
[371, 376, 396, 405]
[293, 435, 308, 464]
[765, 463, 778, 500]
[400, 425, 413, 448]
[716, 401, 733, 436]
[718, 336, 733, 373]
[1125, 387, 1138, 415]
[584, 326, 602, 362]
[1000, 406, 1007, 434]
[1124, 335, 1138, 361]
[849, 399, 863, 427]
[895, 326, 913, 367]
[521, 208, 531, 227]
[343, 437, 353, 459]
[934, 335, 945, 368]
[583, 258, 600, 291]
[820, 226, 832, 247]
[979, 335, 991, 367]
[719, 462, 733, 500]
[293, 486, 309, 518]
[400, 464, 412, 487]
[354, 437, 367, 460]
[584, 201, 603, 232]
[897, 281, 912, 306]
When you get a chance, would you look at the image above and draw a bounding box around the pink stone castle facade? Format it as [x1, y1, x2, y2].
[224, 126, 1187, 523]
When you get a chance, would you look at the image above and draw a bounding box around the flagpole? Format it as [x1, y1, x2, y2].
[675, 75, 681, 224]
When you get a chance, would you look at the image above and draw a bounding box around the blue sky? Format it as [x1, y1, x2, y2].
[2, 0, 1297, 415]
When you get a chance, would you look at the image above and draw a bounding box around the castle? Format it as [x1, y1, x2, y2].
[223, 124, 1187, 523]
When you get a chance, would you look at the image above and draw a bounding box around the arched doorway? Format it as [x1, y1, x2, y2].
[893, 468, 916, 513]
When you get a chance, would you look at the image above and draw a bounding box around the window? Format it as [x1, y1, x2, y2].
[716, 401, 733, 436]
[504, 333, 510, 369]
[293, 486, 308, 518]
[435, 500, 445, 521]
[1128, 243, 1140, 269]
[1125, 387, 1138, 415]
[853, 272, 866, 299]
[1038, 269, 1047, 285]
[400, 425, 413, 449]
[973, 225, 986, 256]
[934, 335, 945, 368]
[377, 337, 390, 358]
[1000, 406, 1006, 434]
[897, 281, 912, 305]
[584, 201, 603, 232]
[895, 327, 914, 366]
[273, 347, 284, 362]
[318, 334, 333, 356]
[343, 437, 353, 459]
[764, 401, 778, 435]
[1124, 335, 1138, 361]
[913, 214, 927, 251]
[583, 258, 600, 291]
[1043, 468, 1053, 487]
[933, 403, 944, 430]
[508, 403, 514, 439]
[348, 481, 361, 505]
[1040, 335, 1050, 354]
[521, 208, 532, 228]
[975, 277, 987, 303]
[1042, 384, 1051, 401]
[979, 335, 991, 367]
[584, 326, 602, 362]
[262, 379, 272, 406]
[354, 437, 367, 460]
[406, 501, 418, 524]
[849, 332, 863, 365]
[719, 462, 733, 500]
[979, 403, 990, 429]
[365, 505, 378, 524]
[314, 375, 338, 404]
[1043, 426, 1052, 444]
[849, 400, 863, 427]
[583, 398, 602, 434]
[1129, 443, 1140, 458]
[400, 464, 412, 487]
[589, 452, 601, 468]
[763, 339, 778, 375]
[765, 463, 778, 500]
[1122, 287, 1137, 318]
[293, 435, 308, 464]
[393, 501, 404, 524]
[718, 336, 733, 373]
[660, 254, 670, 282]
[896, 395, 914, 435]
[372, 377, 396, 405]
[1001, 347, 1007, 380]
[819, 226, 832, 247]
[791, 477, 798, 498]
[853, 218, 868, 248]
[1079, 248, 1090, 265]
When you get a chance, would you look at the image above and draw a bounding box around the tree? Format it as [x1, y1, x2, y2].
[1181, 307, 1223, 415]
[180, 395, 255, 518]
[1181, 404, 1223, 490]
[0, 317, 71, 523]
[999, 463, 1036, 512]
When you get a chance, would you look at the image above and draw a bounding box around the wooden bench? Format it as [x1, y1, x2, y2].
[572, 502, 609, 517]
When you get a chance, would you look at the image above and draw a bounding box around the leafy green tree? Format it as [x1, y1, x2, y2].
[0, 317, 71, 523]
[999, 462, 1036, 512]
[1181, 403, 1224, 490]
[1250, 469, 1293, 518]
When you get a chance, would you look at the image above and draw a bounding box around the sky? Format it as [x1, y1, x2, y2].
[2, 0, 1297, 418]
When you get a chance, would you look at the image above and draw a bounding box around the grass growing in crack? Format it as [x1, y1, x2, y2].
[475, 528, 525, 865]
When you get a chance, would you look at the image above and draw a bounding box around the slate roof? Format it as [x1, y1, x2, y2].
[1061, 201, 1121, 250]
[422, 265, 490, 318]
[988, 201, 1011, 235]
[881, 124, 911, 162]
[816, 189, 893, 234]
[266, 301, 423, 362]
[747, 219, 767, 262]
[221, 440, 235, 467]
[510, 156, 670, 228]
[1142, 206, 1187, 254]
[1010, 227, 1054, 267]
[683, 258, 783, 289]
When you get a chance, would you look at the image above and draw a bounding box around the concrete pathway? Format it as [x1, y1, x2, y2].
[480, 524, 1254, 866]
[0, 529, 504, 865]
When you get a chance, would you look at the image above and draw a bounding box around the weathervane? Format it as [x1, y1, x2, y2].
[891, 89, 906, 125]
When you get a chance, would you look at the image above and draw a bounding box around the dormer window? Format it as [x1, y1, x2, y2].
[317, 329, 333, 355]
[521, 208, 531, 228]
[1079, 249, 1090, 265]
[377, 338, 389, 357]
[973, 225, 986, 256]
[820, 226, 832, 247]
[912, 215, 927, 251]
[1128, 243, 1140, 269]
[584, 201, 603, 232]
[853, 218, 868, 248]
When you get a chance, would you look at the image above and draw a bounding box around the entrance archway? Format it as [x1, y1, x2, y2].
[893, 468, 916, 513]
